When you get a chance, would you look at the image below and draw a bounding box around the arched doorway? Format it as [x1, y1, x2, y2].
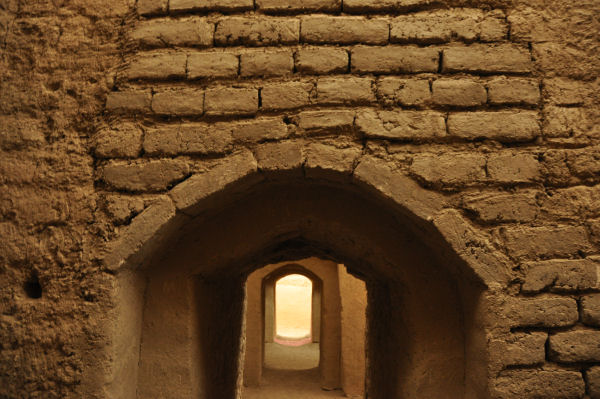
[103, 151, 508, 399]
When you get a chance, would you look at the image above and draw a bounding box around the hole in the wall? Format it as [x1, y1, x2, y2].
[23, 273, 42, 299]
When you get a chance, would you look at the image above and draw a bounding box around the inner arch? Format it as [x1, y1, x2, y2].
[109, 177, 491, 399]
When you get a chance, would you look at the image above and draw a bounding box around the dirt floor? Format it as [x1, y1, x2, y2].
[242, 343, 345, 399]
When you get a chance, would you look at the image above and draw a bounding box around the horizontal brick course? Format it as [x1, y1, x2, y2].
[391, 9, 507, 44]
[256, 0, 341, 13]
[101, 160, 189, 192]
[204, 88, 258, 116]
[229, 118, 289, 142]
[356, 109, 446, 140]
[240, 49, 294, 77]
[487, 153, 541, 183]
[448, 111, 540, 142]
[152, 90, 205, 116]
[549, 330, 600, 363]
[443, 44, 533, 74]
[301, 16, 389, 45]
[411, 153, 486, 186]
[295, 47, 348, 75]
[170, 0, 253, 13]
[502, 225, 593, 259]
[376, 78, 431, 106]
[504, 296, 578, 328]
[432, 79, 486, 107]
[125, 52, 187, 80]
[215, 17, 299, 47]
[462, 192, 538, 223]
[131, 18, 213, 48]
[343, 0, 433, 13]
[292, 110, 355, 134]
[493, 370, 585, 399]
[522, 259, 599, 293]
[488, 78, 540, 105]
[137, 0, 167, 15]
[106, 91, 152, 113]
[316, 76, 375, 105]
[187, 52, 239, 80]
[490, 332, 547, 367]
[95, 123, 143, 159]
[144, 124, 232, 156]
[582, 294, 600, 327]
[351, 46, 439, 74]
[260, 81, 314, 111]
[544, 77, 591, 106]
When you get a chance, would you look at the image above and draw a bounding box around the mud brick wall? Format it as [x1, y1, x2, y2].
[1, 0, 599, 398]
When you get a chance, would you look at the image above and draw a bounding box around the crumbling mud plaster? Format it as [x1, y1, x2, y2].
[1, 0, 599, 398]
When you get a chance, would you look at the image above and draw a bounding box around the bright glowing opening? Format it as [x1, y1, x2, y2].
[275, 274, 312, 340]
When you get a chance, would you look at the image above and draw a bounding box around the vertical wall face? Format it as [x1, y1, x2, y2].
[339, 265, 367, 398]
[2, 0, 600, 398]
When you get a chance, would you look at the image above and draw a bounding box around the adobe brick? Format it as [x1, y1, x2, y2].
[589, 367, 600, 399]
[567, 148, 600, 178]
[295, 47, 348, 75]
[255, 141, 304, 174]
[448, 111, 540, 142]
[106, 91, 152, 113]
[488, 78, 540, 105]
[351, 46, 439, 74]
[215, 17, 299, 47]
[504, 296, 578, 328]
[487, 153, 541, 183]
[316, 76, 375, 105]
[229, 118, 289, 142]
[305, 143, 362, 180]
[549, 330, 600, 363]
[124, 52, 187, 80]
[300, 16, 389, 45]
[544, 78, 591, 106]
[95, 123, 143, 159]
[256, 0, 341, 13]
[376, 78, 431, 106]
[432, 79, 486, 107]
[493, 370, 585, 399]
[204, 88, 258, 116]
[442, 44, 533, 74]
[292, 110, 355, 135]
[490, 332, 547, 367]
[143, 124, 232, 156]
[137, 0, 167, 15]
[522, 259, 599, 293]
[502, 225, 593, 259]
[260, 81, 313, 111]
[539, 185, 600, 219]
[582, 294, 600, 327]
[462, 192, 538, 223]
[101, 159, 189, 192]
[152, 90, 204, 116]
[391, 9, 507, 44]
[411, 153, 486, 186]
[187, 52, 239, 80]
[240, 49, 294, 77]
[103, 196, 177, 271]
[131, 18, 213, 48]
[543, 106, 590, 138]
[356, 109, 446, 140]
[343, 0, 433, 13]
[170, 0, 253, 13]
[169, 150, 259, 215]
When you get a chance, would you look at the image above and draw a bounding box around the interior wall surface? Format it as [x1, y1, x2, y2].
[1, 0, 599, 398]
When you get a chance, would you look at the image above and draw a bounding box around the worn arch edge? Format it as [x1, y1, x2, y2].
[102, 147, 510, 287]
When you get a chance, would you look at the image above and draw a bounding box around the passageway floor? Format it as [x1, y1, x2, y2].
[242, 343, 345, 398]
